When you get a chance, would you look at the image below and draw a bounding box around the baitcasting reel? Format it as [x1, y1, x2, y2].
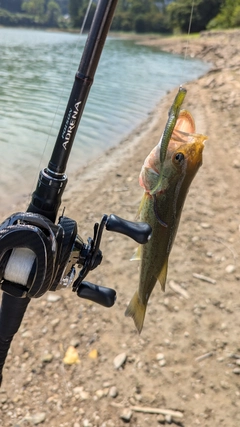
[0, 211, 151, 308]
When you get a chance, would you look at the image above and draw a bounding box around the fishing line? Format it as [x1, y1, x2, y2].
[28, 0, 94, 202]
[184, 0, 195, 60]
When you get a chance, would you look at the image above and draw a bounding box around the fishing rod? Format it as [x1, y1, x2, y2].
[0, 0, 151, 385]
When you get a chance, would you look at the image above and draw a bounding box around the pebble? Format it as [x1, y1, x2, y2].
[109, 386, 118, 398]
[21, 330, 32, 338]
[51, 318, 60, 327]
[165, 414, 172, 424]
[47, 293, 61, 302]
[225, 264, 236, 274]
[120, 408, 132, 422]
[113, 352, 127, 369]
[233, 368, 240, 375]
[95, 389, 104, 399]
[200, 222, 211, 229]
[25, 412, 46, 425]
[41, 353, 53, 363]
[157, 414, 165, 423]
[73, 387, 89, 400]
[156, 353, 165, 361]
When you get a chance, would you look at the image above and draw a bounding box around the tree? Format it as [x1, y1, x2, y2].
[69, 0, 96, 29]
[46, 0, 61, 26]
[21, 0, 45, 17]
[167, 0, 223, 33]
[207, 0, 240, 29]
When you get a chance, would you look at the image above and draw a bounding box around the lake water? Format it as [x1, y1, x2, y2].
[0, 28, 210, 211]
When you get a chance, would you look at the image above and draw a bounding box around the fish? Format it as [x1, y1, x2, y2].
[125, 108, 207, 333]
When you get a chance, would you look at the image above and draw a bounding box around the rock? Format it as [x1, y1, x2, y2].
[25, 412, 46, 425]
[225, 264, 236, 274]
[156, 353, 165, 361]
[120, 408, 132, 422]
[47, 293, 61, 302]
[95, 389, 104, 399]
[165, 414, 172, 424]
[233, 368, 240, 375]
[109, 386, 118, 398]
[157, 414, 165, 423]
[200, 222, 211, 229]
[113, 352, 127, 369]
[51, 318, 60, 327]
[41, 353, 53, 363]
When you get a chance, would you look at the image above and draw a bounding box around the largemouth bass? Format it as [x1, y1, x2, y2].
[125, 108, 207, 333]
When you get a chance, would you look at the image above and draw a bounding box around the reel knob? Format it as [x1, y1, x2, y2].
[106, 214, 152, 244]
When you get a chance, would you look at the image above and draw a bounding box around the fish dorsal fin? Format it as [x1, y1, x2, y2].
[130, 245, 141, 261]
[158, 258, 168, 291]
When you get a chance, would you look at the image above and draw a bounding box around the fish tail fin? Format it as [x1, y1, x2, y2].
[125, 291, 146, 334]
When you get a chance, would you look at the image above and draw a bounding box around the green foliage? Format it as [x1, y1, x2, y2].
[0, 0, 68, 27]
[0, 7, 35, 25]
[111, 0, 170, 33]
[68, 0, 96, 29]
[207, 0, 240, 29]
[167, 0, 223, 33]
[22, 0, 45, 16]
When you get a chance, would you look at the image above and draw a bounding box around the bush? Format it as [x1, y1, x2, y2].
[134, 12, 170, 34]
[111, 11, 133, 32]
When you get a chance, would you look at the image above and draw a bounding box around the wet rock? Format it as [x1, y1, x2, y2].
[113, 352, 127, 369]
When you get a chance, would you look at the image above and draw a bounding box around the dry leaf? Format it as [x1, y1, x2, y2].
[88, 349, 98, 359]
[63, 346, 80, 365]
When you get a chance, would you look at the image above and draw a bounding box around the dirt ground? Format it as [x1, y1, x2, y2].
[0, 30, 240, 427]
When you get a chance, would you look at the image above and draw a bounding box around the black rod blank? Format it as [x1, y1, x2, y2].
[48, 0, 119, 175]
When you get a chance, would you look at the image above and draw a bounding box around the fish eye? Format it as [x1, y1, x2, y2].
[175, 152, 184, 163]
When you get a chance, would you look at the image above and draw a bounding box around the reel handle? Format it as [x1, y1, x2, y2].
[106, 214, 151, 244]
[77, 281, 116, 307]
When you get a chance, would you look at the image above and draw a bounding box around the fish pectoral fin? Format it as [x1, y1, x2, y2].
[130, 246, 141, 261]
[125, 291, 146, 334]
[158, 258, 168, 291]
